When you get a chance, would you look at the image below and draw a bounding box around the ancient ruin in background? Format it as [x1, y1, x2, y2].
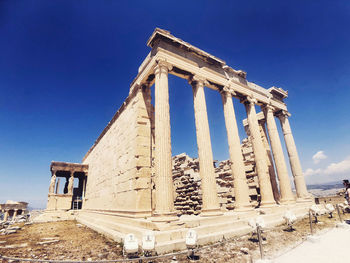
[39, 28, 313, 253]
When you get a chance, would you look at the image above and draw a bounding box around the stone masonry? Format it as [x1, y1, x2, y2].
[40, 28, 313, 253]
[171, 137, 261, 216]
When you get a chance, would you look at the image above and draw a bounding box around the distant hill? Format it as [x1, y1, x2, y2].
[307, 182, 344, 190]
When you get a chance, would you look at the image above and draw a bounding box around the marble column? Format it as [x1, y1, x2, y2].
[4, 210, 9, 221]
[190, 76, 221, 216]
[68, 171, 74, 195]
[244, 97, 276, 207]
[49, 171, 56, 194]
[12, 209, 18, 221]
[263, 105, 295, 203]
[55, 178, 60, 194]
[258, 119, 280, 203]
[82, 174, 87, 198]
[278, 111, 309, 200]
[221, 88, 252, 211]
[153, 59, 177, 220]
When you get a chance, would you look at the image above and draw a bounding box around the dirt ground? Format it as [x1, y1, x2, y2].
[0, 221, 122, 261]
[1, 212, 350, 262]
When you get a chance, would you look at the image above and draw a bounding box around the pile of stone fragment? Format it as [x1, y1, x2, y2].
[172, 148, 260, 215]
[0, 214, 30, 235]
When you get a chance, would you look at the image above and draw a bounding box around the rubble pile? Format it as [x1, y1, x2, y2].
[172, 138, 260, 215]
[172, 154, 202, 215]
[241, 138, 260, 204]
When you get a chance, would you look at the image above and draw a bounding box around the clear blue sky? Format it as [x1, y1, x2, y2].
[1, 1, 349, 208]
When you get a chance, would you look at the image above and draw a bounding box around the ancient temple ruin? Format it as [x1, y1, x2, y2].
[0, 201, 28, 221]
[43, 28, 313, 252]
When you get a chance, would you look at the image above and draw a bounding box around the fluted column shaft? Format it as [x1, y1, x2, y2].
[153, 60, 176, 219]
[191, 77, 221, 215]
[259, 120, 280, 202]
[245, 98, 276, 207]
[221, 90, 252, 210]
[278, 112, 309, 199]
[264, 106, 295, 203]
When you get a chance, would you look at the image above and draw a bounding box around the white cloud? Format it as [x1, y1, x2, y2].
[304, 168, 322, 177]
[304, 156, 350, 177]
[312, 151, 327, 164]
[323, 156, 350, 175]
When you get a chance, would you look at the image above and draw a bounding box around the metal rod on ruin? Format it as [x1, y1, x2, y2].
[257, 225, 264, 260]
[336, 204, 343, 223]
[308, 210, 313, 235]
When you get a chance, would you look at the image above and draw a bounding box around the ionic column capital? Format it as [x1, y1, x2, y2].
[154, 58, 173, 75]
[220, 85, 236, 97]
[276, 110, 291, 119]
[188, 75, 208, 87]
[262, 104, 275, 113]
[242, 95, 257, 105]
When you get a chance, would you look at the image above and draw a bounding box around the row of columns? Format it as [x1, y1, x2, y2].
[152, 59, 309, 219]
[49, 171, 75, 195]
[1, 209, 19, 221]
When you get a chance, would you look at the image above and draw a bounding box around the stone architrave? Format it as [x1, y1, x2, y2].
[190, 76, 221, 216]
[258, 119, 280, 202]
[49, 172, 56, 194]
[68, 172, 74, 195]
[278, 111, 309, 200]
[221, 88, 252, 211]
[244, 97, 276, 207]
[153, 58, 177, 221]
[263, 105, 295, 203]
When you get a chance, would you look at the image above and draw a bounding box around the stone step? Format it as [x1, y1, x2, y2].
[155, 225, 253, 254]
[77, 210, 158, 229]
[193, 219, 249, 236]
[77, 215, 124, 242]
[77, 213, 146, 239]
[75, 202, 312, 254]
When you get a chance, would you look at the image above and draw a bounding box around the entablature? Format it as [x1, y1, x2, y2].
[50, 161, 88, 174]
[129, 28, 288, 111]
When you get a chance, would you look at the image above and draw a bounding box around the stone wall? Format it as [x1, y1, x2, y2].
[82, 87, 153, 217]
[172, 138, 260, 215]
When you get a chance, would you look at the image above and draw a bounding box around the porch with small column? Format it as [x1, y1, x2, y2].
[47, 162, 88, 211]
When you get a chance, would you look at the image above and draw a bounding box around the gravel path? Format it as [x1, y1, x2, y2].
[274, 223, 350, 263]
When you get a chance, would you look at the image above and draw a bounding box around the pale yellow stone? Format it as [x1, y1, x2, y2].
[221, 90, 252, 211]
[191, 76, 221, 216]
[244, 97, 276, 207]
[278, 112, 309, 200]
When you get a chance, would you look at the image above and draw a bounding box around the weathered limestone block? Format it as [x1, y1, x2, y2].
[171, 151, 259, 214]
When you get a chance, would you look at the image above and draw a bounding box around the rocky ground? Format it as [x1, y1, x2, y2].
[0, 221, 122, 261]
[0, 212, 350, 263]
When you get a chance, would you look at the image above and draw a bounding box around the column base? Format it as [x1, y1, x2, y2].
[151, 211, 178, 222]
[279, 198, 297, 205]
[260, 200, 277, 208]
[296, 197, 314, 203]
[234, 203, 254, 212]
[200, 208, 223, 217]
